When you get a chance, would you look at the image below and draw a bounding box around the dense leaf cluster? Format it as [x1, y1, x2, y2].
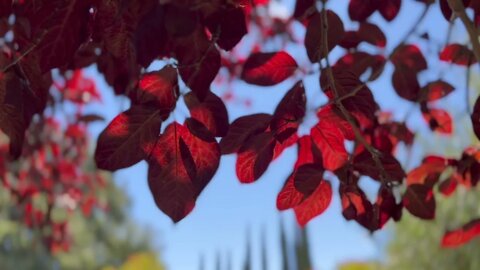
[2, 0, 480, 248]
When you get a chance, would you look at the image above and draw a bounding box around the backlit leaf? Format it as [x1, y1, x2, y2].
[241, 51, 298, 86]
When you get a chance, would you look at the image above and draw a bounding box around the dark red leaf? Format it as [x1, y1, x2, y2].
[392, 66, 421, 101]
[471, 96, 480, 140]
[293, 0, 316, 20]
[339, 31, 363, 49]
[35, 0, 93, 71]
[220, 114, 272, 154]
[184, 92, 229, 137]
[348, 0, 378, 21]
[236, 133, 276, 183]
[134, 4, 167, 67]
[440, 43, 477, 66]
[353, 151, 406, 184]
[271, 82, 306, 142]
[358, 22, 387, 47]
[294, 164, 324, 196]
[147, 122, 220, 222]
[305, 10, 345, 63]
[294, 180, 332, 226]
[241, 51, 298, 86]
[377, 0, 401, 21]
[403, 184, 436, 220]
[175, 28, 221, 100]
[77, 114, 105, 123]
[391, 44, 428, 72]
[335, 52, 386, 81]
[442, 218, 480, 247]
[95, 106, 162, 171]
[206, 5, 247, 51]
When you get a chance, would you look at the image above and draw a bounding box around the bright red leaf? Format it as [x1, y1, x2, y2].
[241, 51, 298, 86]
[294, 180, 333, 227]
[442, 218, 480, 248]
[440, 44, 477, 66]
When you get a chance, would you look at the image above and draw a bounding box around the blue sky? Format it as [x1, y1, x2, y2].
[82, 0, 475, 269]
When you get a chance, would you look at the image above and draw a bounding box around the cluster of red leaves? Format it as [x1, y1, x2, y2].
[2, 0, 480, 249]
[0, 70, 108, 253]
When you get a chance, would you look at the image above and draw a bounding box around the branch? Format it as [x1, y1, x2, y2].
[318, 7, 389, 184]
[447, 0, 480, 64]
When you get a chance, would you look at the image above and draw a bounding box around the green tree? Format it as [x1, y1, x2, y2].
[0, 174, 163, 270]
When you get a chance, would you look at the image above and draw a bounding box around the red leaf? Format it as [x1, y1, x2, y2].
[438, 176, 458, 197]
[136, 66, 179, 118]
[295, 135, 323, 169]
[277, 173, 305, 210]
[134, 4, 167, 67]
[471, 96, 480, 140]
[305, 10, 345, 63]
[320, 69, 378, 126]
[335, 52, 386, 81]
[391, 44, 428, 72]
[205, 5, 247, 51]
[241, 51, 298, 86]
[353, 151, 406, 184]
[403, 184, 436, 220]
[95, 106, 162, 171]
[271, 82, 306, 142]
[175, 28, 221, 100]
[184, 92, 229, 137]
[340, 184, 373, 225]
[220, 114, 272, 154]
[377, 0, 401, 21]
[236, 133, 276, 183]
[147, 122, 220, 222]
[358, 22, 386, 47]
[422, 108, 453, 134]
[294, 180, 333, 227]
[34, 0, 93, 71]
[407, 160, 447, 187]
[348, 0, 378, 21]
[440, 44, 477, 66]
[294, 164, 324, 196]
[420, 80, 455, 102]
[442, 218, 480, 248]
[311, 120, 349, 171]
[293, 0, 316, 20]
[392, 66, 421, 101]
[339, 31, 363, 49]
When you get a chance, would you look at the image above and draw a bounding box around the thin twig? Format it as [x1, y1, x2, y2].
[318, 6, 389, 183]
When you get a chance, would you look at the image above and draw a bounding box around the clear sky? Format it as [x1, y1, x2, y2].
[82, 0, 472, 269]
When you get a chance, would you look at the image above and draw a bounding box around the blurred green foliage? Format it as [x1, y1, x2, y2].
[0, 175, 163, 270]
